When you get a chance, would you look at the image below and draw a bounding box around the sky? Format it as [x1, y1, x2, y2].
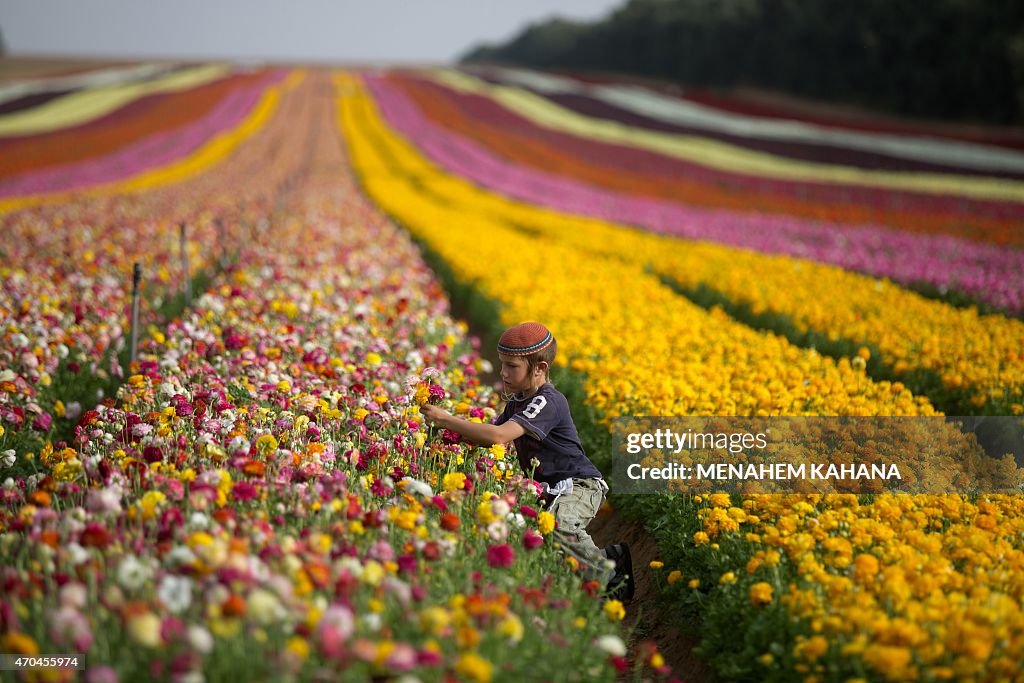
[0, 0, 623, 65]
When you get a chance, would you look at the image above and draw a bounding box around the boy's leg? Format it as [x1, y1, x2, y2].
[548, 479, 614, 584]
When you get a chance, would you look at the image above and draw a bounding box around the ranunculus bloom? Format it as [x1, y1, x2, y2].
[486, 544, 514, 568]
[523, 529, 544, 551]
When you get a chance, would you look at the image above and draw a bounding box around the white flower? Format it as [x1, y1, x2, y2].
[187, 625, 214, 655]
[491, 499, 511, 518]
[132, 423, 154, 437]
[1, 450, 16, 468]
[360, 613, 382, 632]
[594, 634, 627, 657]
[65, 543, 90, 566]
[166, 545, 197, 567]
[505, 513, 525, 528]
[3, 478, 15, 490]
[228, 436, 250, 454]
[59, 582, 88, 609]
[158, 575, 193, 614]
[486, 520, 509, 541]
[87, 487, 122, 515]
[404, 478, 433, 498]
[247, 589, 285, 625]
[117, 556, 151, 591]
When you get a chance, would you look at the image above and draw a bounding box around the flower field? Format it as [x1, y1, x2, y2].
[2, 55, 1023, 682]
[0, 66, 657, 682]
[336, 67, 1024, 681]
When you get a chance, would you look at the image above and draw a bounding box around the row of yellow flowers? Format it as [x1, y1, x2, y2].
[336, 73, 935, 420]
[337, 72, 1024, 680]
[340, 73, 1023, 415]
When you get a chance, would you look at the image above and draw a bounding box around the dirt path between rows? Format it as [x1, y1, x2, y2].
[589, 506, 717, 682]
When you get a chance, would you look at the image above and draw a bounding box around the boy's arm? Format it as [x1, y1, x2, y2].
[421, 404, 525, 446]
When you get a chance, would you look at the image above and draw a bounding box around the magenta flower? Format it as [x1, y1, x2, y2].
[231, 481, 259, 502]
[32, 412, 52, 432]
[486, 543, 515, 568]
[427, 383, 446, 404]
[523, 529, 544, 551]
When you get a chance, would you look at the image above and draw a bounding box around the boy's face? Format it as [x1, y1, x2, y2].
[499, 353, 544, 393]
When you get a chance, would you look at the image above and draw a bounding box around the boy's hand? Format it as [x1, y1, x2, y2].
[420, 404, 451, 429]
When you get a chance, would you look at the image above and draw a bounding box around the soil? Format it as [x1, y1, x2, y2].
[589, 505, 717, 683]
[0, 56, 144, 82]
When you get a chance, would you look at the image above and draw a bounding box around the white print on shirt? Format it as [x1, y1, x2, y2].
[522, 395, 548, 419]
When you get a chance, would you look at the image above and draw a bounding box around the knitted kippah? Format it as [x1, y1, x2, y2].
[497, 322, 553, 356]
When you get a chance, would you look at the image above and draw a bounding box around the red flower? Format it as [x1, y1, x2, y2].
[610, 656, 629, 673]
[231, 481, 259, 502]
[440, 513, 461, 532]
[142, 445, 164, 464]
[519, 505, 538, 519]
[523, 529, 544, 551]
[486, 544, 514, 568]
[80, 522, 112, 549]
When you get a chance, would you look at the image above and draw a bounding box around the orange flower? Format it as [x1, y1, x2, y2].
[29, 490, 51, 507]
[222, 594, 247, 618]
[242, 460, 266, 477]
[440, 513, 461, 531]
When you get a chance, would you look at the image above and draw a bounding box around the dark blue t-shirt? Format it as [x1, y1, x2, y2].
[494, 383, 602, 487]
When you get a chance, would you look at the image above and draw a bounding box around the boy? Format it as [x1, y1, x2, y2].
[421, 321, 634, 601]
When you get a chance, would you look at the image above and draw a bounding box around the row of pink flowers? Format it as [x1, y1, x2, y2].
[365, 75, 1024, 314]
[0, 71, 285, 199]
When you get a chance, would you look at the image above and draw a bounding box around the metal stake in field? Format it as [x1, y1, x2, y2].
[130, 262, 141, 364]
[179, 222, 192, 307]
[215, 217, 227, 268]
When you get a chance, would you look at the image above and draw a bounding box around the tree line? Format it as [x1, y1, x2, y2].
[461, 0, 1024, 126]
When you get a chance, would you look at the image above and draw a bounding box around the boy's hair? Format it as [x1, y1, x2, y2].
[498, 322, 557, 377]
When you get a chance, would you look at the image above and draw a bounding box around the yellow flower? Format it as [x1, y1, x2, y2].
[0, 632, 38, 655]
[366, 352, 382, 366]
[442, 472, 467, 492]
[603, 599, 626, 621]
[693, 531, 710, 545]
[709, 493, 731, 508]
[649, 560, 664, 569]
[455, 653, 493, 683]
[719, 572, 737, 585]
[127, 612, 162, 648]
[139, 491, 167, 521]
[498, 615, 524, 643]
[537, 511, 556, 535]
[256, 434, 279, 454]
[419, 606, 450, 636]
[286, 636, 310, 660]
[794, 635, 829, 661]
[688, 579, 700, 589]
[749, 581, 774, 606]
[667, 570, 683, 585]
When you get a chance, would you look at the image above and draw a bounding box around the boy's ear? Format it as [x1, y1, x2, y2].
[535, 360, 549, 375]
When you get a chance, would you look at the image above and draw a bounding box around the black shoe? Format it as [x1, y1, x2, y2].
[604, 542, 635, 602]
